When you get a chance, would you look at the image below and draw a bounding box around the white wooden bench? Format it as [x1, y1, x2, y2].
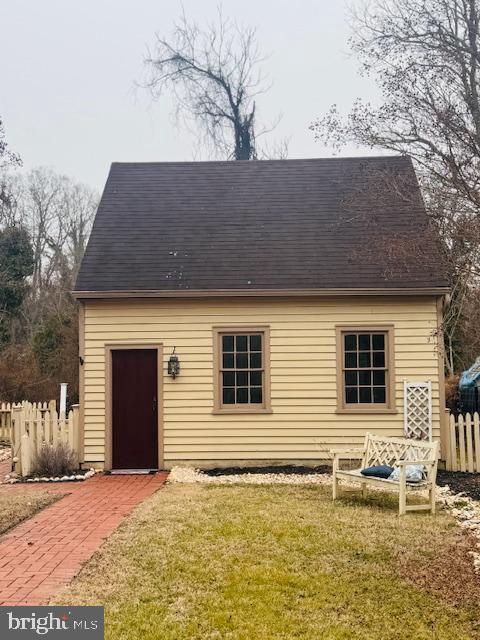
[332, 433, 439, 516]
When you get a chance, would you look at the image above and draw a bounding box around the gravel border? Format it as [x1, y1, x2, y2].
[168, 466, 332, 485]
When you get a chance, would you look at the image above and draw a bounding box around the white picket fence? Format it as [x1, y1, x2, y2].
[445, 412, 480, 473]
[0, 401, 56, 444]
[11, 402, 80, 477]
[0, 403, 16, 442]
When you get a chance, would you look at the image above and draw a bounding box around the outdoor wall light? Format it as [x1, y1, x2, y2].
[168, 347, 180, 379]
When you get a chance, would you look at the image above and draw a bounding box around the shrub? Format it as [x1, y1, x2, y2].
[445, 374, 460, 413]
[31, 441, 77, 478]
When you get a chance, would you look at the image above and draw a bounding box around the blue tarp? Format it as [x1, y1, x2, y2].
[459, 356, 480, 389]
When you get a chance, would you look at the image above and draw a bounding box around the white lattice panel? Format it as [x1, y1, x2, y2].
[404, 381, 432, 441]
[364, 436, 430, 467]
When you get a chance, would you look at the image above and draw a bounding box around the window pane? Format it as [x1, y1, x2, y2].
[223, 388, 235, 404]
[250, 352, 262, 368]
[250, 371, 262, 386]
[236, 353, 248, 369]
[222, 335, 234, 352]
[236, 388, 248, 403]
[373, 387, 386, 403]
[358, 334, 371, 351]
[236, 372, 248, 387]
[345, 387, 358, 404]
[250, 387, 263, 403]
[250, 335, 262, 352]
[236, 335, 248, 352]
[344, 334, 357, 351]
[223, 353, 234, 369]
[359, 370, 372, 386]
[223, 372, 235, 387]
[358, 352, 371, 368]
[373, 352, 385, 368]
[373, 370, 385, 386]
[359, 387, 372, 403]
[372, 334, 385, 350]
[345, 370, 357, 386]
[345, 352, 357, 368]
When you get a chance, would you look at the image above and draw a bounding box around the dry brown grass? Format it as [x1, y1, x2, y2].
[398, 525, 480, 608]
[54, 483, 480, 639]
[0, 490, 61, 535]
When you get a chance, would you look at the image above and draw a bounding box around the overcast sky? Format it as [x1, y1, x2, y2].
[1, 0, 379, 191]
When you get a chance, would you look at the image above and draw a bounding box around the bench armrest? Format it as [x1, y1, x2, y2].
[332, 448, 365, 473]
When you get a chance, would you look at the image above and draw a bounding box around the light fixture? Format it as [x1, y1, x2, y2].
[168, 347, 180, 379]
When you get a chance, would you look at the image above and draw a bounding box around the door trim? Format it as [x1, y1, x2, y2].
[105, 343, 163, 470]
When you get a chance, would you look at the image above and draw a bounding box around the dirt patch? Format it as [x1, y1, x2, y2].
[398, 527, 480, 609]
[437, 470, 480, 501]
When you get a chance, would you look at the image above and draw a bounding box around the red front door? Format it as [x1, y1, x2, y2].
[111, 349, 158, 469]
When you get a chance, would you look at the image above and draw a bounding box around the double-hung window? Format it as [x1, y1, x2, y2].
[337, 326, 395, 413]
[213, 327, 271, 413]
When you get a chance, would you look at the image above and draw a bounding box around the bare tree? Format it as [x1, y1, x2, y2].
[57, 179, 98, 281]
[10, 168, 97, 294]
[0, 165, 97, 402]
[0, 116, 21, 215]
[0, 171, 20, 227]
[0, 117, 20, 171]
[143, 8, 283, 160]
[311, 0, 480, 374]
[3, 168, 98, 338]
[313, 0, 480, 207]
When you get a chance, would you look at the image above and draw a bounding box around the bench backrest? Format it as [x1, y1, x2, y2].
[363, 433, 438, 470]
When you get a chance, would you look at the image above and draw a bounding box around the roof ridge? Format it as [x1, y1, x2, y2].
[110, 155, 410, 167]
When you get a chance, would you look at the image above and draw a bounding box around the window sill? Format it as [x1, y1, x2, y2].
[335, 407, 398, 415]
[212, 408, 273, 415]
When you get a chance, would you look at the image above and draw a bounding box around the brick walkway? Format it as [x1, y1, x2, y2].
[0, 472, 168, 604]
[0, 458, 11, 479]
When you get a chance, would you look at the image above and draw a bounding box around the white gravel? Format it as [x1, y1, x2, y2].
[436, 485, 480, 572]
[0, 445, 11, 463]
[168, 466, 332, 485]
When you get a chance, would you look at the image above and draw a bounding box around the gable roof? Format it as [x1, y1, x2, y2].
[74, 156, 448, 298]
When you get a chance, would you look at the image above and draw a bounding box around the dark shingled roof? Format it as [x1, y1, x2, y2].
[74, 156, 447, 295]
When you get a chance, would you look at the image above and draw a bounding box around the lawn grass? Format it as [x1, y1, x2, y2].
[0, 490, 61, 535]
[54, 483, 480, 639]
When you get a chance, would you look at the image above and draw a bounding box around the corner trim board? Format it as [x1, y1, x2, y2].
[78, 302, 85, 465]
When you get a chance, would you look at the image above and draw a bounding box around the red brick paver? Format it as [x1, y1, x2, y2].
[0, 472, 168, 605]
[0, 458, 11, 479]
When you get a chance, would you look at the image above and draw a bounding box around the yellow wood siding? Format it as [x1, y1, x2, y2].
[82, 296, 442, 468]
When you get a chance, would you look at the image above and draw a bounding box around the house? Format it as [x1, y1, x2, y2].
[73, 157, 448, 470]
